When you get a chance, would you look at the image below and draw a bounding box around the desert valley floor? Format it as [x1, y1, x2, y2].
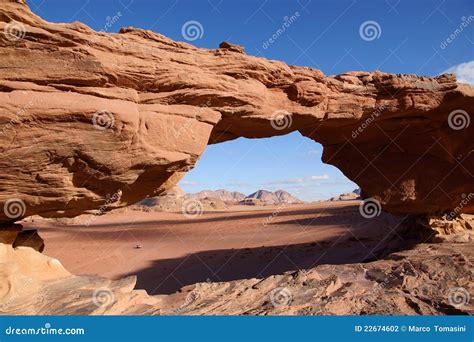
[22, 201, 426, 294]
[0, 200, 468, 315]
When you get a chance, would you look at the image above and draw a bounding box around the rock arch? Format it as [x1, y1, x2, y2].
[0, 0, 473, 224]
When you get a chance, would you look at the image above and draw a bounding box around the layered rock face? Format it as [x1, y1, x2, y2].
[1, 241, 472, 315]
[0, 0, 473, 224]
[0, 243, 161, 314]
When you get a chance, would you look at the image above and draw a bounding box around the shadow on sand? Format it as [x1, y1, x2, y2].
[127, 224, 400, 295]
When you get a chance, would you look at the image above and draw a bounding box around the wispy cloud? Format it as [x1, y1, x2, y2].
[225, 180, 252, 187]
[307, 149, 321, 156]
[180, 180, 199, 186]
[265, 174, 330, 185]
[443, 60, 474, 85]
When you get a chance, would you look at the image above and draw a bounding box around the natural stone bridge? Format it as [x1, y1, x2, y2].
[1, 0, 473, 224]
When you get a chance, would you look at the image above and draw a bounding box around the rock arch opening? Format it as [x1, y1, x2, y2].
[179, 132, 358, 203]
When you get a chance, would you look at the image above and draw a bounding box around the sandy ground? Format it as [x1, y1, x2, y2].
[23, 201, 406, 295]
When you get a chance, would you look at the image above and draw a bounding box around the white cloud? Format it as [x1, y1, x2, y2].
[225, 180, 251, 187]
[443, 60, 474, 85]
[265, 174, 330, 185]
[179, 180, 199, 186]
[307, 149, 321, 156]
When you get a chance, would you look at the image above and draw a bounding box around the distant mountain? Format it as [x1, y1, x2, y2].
[188, 189, 246, 203]
[187, 189, 304, 205]
[244, 189, 303, 205]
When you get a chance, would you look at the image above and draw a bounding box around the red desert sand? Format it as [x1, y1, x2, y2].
[25, 201, 420, 295]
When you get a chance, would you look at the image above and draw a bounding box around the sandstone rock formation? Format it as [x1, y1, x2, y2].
[1, 241, 471, 315]
[163, 242, 473, 315]
[0, 243, 160, 314]
[137, 186, 186, 212]
[423, 214, 474, 243]
[0, 0, 473, 224]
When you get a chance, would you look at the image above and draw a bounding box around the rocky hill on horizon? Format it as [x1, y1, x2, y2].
[188, 188, 304, 205]
[245, 189, 304, 205]
[188, 189, 246, 203]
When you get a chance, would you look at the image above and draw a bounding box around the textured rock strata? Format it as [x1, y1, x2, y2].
[164, 242, 473, 315]
[0, 0, 473, 223]
[0, 243, 160, 315]
[1, 242, 471, 315]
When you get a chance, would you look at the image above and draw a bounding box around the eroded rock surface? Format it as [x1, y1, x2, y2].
[1, 241, 471, 315]
[0, 0, 473, 223]
[165, 243, 473, 315]
[0, 243, 160, 315]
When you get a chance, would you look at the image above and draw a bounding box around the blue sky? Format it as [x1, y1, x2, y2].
[28, 0, 473, 200]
